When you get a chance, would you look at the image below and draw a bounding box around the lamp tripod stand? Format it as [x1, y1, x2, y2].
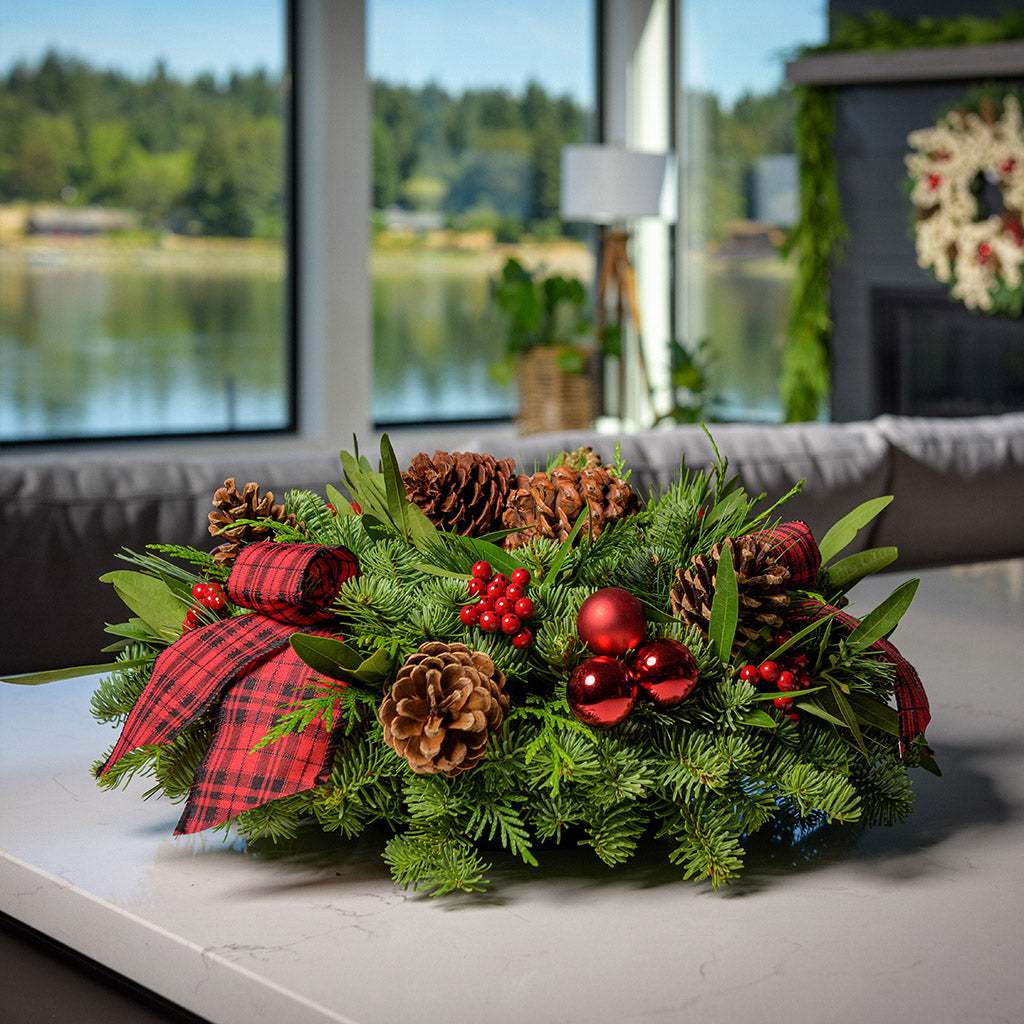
[595, 227, 656, 422]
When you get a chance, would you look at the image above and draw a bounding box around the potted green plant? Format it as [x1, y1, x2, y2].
[490, 256, 597, 434]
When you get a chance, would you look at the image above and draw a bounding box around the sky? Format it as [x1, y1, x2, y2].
[0, 0, 827, 108]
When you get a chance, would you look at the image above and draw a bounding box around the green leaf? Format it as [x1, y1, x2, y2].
[99, 570, 187, 641]
[847, 579, 920, 652]
[2, 660, 149, 685]
[737, 708, 778, 728]
[543, 508, 592, 585]
[817, 496, 893, 566]
[708, 542, 739, 664]
[378, 434, 440, 551]
[325, 483, 358, 515]
[818, 546, 898, 595]
[701, 489, 747, 531]
[844, 690, 899, 736]
[289, 633, 395, 686]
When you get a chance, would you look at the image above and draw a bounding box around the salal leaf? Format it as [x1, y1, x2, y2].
[708, 542, 738, 664]
[379, 434, 440, 550]
[847, 579, 919, 652]
[817, 496, 893, 567]
[702, 488, 747, 531]
[99, 570, 187, 641]
[737, 708, 777, 728]
[290, 634, 395, 686]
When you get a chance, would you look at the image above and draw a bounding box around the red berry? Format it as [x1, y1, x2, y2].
[514, 596, 535, 619]
[198, 583, 225, 610]
[791, 652, 809, 669]
[759, 661, 780, 683]
[774, 696, 794, 710]
[183, 607, 202, 632]
[494, 596, 513, 616]
[511, 567, 531, 587]
[776, 670, 797, 692]
[350, 501, 362, 515]
[501, 613, 522, 635]
[479, 610, 500, 632]
[467, 578, 485, 597]
[487, 578, 507, 599]
[773, 630, 793, 646]
[797, 670, 813, 689]
[476, 597, 493, 614]
[471, 561, 492, 580]
[326, 503, 336, 515]
[460, 604, 480, 625]
[512, 627, 533, 649]
[505, 583, 525, 602]
[787, 711, 801, 725]
[739, 664, 758, 682]
[191, 582, 211, 599]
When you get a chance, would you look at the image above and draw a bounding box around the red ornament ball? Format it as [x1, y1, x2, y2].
[567, 656, 638, 728]
[627, 638, 699, 708]
[576, 588, 647, 657]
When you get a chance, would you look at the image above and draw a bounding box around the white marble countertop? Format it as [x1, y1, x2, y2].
[3, 561, 1024, 1024]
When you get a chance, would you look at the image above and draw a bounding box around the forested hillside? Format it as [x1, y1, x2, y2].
[0, 51, 795, 241]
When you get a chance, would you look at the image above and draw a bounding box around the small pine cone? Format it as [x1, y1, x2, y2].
[502, 455, 639, 550]
[208, 477, 298, 564]
[402, 450, 517, 536]
[378, 642, 510, 776]
[670, 534, 791, 642]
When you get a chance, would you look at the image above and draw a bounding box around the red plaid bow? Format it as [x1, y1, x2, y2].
[761, 521, 930, 754]
[99, 542, 359, 834]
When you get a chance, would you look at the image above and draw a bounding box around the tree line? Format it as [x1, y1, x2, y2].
[0, 51, 795, 241]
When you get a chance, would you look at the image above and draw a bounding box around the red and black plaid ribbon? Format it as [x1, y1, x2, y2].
[99, 541, 359, 834]
[760, 521, 930, 755]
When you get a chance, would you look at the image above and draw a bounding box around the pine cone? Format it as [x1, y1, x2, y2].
[502, 451, 639, 550]
[403, 450, 517, 536]
[378, 642, 510, 776]
[670, 534, 791, 642]
[208, 478, 298, 564]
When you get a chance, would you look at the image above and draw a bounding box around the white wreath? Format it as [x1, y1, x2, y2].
[905, 93, 1024, 314]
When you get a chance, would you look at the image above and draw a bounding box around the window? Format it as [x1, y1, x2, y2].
[678, 0, 826, 421]
[0, 1, 293, 443]
[367, 0, 595, 425]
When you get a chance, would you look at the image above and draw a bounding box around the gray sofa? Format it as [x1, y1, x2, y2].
[3, 413, 1023, 675]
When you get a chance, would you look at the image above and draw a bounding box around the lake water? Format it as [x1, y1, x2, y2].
[0, 250, 790, 443]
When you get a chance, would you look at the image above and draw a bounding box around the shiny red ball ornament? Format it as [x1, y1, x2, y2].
[626, 638, 699, 708]
[576, 587, 647, 656]
[567, 656, 638, 728]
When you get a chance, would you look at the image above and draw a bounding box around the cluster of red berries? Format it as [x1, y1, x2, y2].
[182, 581, 228, 632]
[460, 561, 536, 649]
[737, 630, 813, 726]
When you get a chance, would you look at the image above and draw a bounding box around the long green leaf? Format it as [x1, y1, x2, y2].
[817, 495, 893, 566]
[844, 690, 899, 736]
[818, 546, 898, 596]
[708, 542, 738, 664]
[379, 432, 413, 538]
[99, 570, 187, 640]
[543, 508, 592, 585]
[702, 489, 747, 531]
[2, 657, 153, 685]
[847, 579, 920, 652]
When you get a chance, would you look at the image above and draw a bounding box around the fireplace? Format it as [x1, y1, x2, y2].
[873, 286, 1024, 417]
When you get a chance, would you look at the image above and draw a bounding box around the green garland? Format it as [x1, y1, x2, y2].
[783, 11, 1024, 421]
[89, 436, 937, 896]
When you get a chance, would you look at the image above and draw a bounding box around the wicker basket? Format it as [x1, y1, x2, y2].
[516, 346, 596, 435]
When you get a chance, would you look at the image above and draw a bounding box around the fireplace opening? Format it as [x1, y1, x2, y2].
[872, 286, 1024, 417]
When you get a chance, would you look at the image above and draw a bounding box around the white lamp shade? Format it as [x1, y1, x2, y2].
[560, 145, 677, 224]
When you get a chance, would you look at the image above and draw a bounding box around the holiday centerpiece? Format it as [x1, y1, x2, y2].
[88, 435, 936, 895]
[906, 90, 1024, 315]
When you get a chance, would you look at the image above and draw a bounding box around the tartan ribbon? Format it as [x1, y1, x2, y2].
[99, 541, 359, 834]
[759, 520, 930, 755]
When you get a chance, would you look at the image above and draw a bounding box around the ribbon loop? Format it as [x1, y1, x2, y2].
[226, 541, 358, 626]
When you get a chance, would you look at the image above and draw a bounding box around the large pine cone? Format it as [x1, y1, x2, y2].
[208, 478, 298, 564]
[670, 533, 790, 643]
[378, 642, 510, 776]
[403, 450, 517, 536]
[502, 448, 639, 550]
